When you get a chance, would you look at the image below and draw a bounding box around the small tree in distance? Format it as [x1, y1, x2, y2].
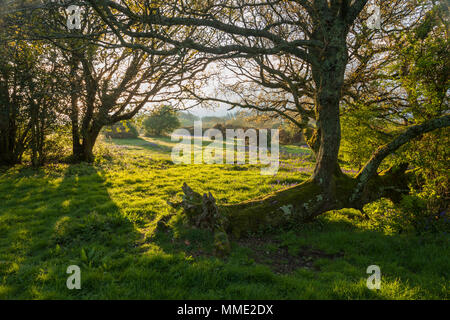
[143, 105, 181, 137]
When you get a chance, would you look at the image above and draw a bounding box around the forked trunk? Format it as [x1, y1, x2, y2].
[72, 127, 101, 163]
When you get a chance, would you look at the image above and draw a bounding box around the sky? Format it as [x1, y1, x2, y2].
[189, 106, 232, 118]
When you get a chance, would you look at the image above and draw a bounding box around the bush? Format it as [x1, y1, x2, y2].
[339, 104, 392, 170]
[104, 121, 139, 139]
[341, 112, 449, 233]
[364, 195, 449, 235]
[23, 126, 73, 164]
[402, 130, 449, 217]
[143, 105, 180, 137]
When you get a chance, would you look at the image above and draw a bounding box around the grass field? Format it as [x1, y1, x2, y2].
[0, 136, 448, 299]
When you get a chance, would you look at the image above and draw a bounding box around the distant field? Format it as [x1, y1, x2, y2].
[0, 137, 448, 299]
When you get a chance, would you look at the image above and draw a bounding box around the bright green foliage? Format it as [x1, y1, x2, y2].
[364, 196, 449, 235]
[400, 128, 449, 222]
[395, 6, 449, 122]
[143, 105, 181, 137]
[390, 5, 449, 219]
[340, 104, 392, 171]
[340, 3, 449, 227]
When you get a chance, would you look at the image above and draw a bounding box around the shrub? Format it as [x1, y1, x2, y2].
[365, 196, 449, 235]
[104, 121, 139, 139]
[39, 127, 73, 163]
[143, 105, 180, 137]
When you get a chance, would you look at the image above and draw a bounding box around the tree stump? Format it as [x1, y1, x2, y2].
[174, 183, 230, 256]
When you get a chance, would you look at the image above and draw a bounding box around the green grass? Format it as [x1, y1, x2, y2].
[0, 137, 448, 299]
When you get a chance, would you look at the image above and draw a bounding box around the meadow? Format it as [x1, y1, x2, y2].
[0, 136, 448, 299]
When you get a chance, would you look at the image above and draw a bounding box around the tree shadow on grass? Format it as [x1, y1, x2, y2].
[0, 163, 139, 299]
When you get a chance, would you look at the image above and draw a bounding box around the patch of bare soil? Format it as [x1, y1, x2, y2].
[237, 237, 344, 274]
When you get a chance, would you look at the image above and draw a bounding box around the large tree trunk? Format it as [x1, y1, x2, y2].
[0, 76, 20, 166]
[81, 130, 100, 162]
[30, 101, 39, 167]
[68, 54, 103, 163]
[299, 19, 350, 211]
[0, 118, 18, 165]
[69, 55, 85, 162]
[0, 142, 18, 165]
[0, 107, 28, 166]
[70, 98, 83, 160]
[71, 126, 101, 163]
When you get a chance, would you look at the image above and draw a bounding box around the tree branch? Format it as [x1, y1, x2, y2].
[356, 114, 450, 187]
